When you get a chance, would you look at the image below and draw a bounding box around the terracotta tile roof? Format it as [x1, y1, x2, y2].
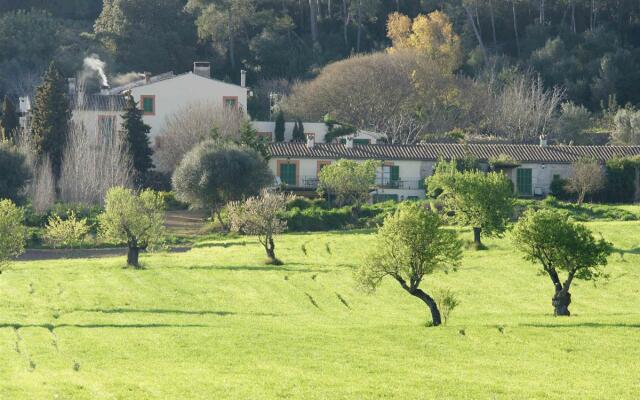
[267, 143, 640, 164]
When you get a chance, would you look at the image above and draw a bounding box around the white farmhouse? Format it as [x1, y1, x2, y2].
[104, 62, 248, 141]
[251, 121, 382, 144]
[267, 139, 640, 202]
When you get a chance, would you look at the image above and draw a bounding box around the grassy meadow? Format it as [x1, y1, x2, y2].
[1, 220, 639, 399]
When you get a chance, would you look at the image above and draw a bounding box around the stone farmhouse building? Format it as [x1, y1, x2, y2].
[267, 140, 640, 201]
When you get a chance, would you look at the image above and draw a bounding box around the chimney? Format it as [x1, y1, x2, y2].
[144, 72, 152, 84]
[240, 69, 247, 88]
[193, 61, 211, 78]
[345, 136, 354, 149]
[68, 78, 76, 95]
[539, 134, 548, 147]
[306, 134, 315, 148]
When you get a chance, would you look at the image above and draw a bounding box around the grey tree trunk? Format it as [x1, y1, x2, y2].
[473, 227, 483, 248]
[488, 0, 497, 47]
[309, 0, 319, 46]
[356, 0, 362, 52]
[227, 9, 236, 69]
[571, 0, 576, 33]
[342, 0, 349, 49]
[553, 289, 571, 316]
[464, 5, 487, 60]
[512, 1, 520, 57]
[127, 243, 140, 268]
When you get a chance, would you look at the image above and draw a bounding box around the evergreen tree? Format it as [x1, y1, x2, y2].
[238, 119, 268, 160]
[0, 96, 18, 142]
[30, 62, 70, 179]
[292, 119, 306, 142]
[119, 94, 154, 185]
[274, 111, 285, 142]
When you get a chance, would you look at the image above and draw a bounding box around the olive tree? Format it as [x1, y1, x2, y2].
[172, 140, 274, 229]
[512, 209, 612, 316]
[98, 187, 166, 268]
[227, 190, 291, 264]
[356, 203, 463, 326]
[427, 160, 514, 249]
[317, 159, 378, 208]
[565, 158, 606, 205]
[0, 199, 27, 273]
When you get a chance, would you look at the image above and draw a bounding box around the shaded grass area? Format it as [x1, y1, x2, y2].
[0, 225, 639, 399]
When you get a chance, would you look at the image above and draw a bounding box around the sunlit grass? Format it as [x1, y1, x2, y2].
[1, 222, 639, 398]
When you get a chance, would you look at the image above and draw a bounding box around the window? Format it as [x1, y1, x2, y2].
[279, 163, 297, 186]
[376, 164, 400, 188]
[516, 168, 533, 196]
[97, 115, 116, 144]
[140, 95, 155, 115]
[223, 96, 238, 109]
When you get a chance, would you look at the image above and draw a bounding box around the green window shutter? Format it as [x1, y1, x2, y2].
[390, 166, 400, 181]
[280, 164, 296, 185]
[353, 139, 370, 145]
[516, 168, 533, 196]
[142, 97, 154, 113]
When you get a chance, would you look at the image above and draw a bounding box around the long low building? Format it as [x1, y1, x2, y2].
[267, 140, 640, 201]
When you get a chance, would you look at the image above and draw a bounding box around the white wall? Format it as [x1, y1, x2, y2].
[253, 121, 380, 143]
[509, 163, 573, 196]
[129, 73, 248, 140]
[71, 110, 123, 142]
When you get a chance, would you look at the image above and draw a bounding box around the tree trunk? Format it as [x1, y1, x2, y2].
[127, 244, 140, 268]
[539, 0, 545, 25]
[570, 0, 576, 33]
[552, 289, 571, 316]
[464, 5, 487, 60]
[473, 227, 483, 248]
[356, 0, 362, 52]
[410, 288, 442, 326]
[577, 190, 586, 205]
[488, 0, 497, 48]
[342, 0, 349, 49]
[227, 9, 236, 69]
[266, 236, 276, 260]
[309, 0, 319, 47]
[512, 1, 520, 57]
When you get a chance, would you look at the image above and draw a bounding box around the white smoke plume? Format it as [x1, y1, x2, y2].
[83, 55, 109, 87]
[112, 72, 145, 87]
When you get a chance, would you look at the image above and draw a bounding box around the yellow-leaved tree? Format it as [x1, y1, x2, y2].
[386, 11, 462, 72]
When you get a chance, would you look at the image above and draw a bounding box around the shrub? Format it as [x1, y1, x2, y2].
[44, 212, 91, 248]
[0, 199, 27, 271]
[434, 288, 460, 325]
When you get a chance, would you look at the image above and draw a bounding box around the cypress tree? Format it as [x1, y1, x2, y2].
[0, 96, 18, 142]
[274, 111, 285, 142]
[239, 119, 269, 159]
[292, 119, 306, 142]
[119, 94, 154, 185]
[30, 62, 70, 179]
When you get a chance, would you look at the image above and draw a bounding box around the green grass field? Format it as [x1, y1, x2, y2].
[1, 221, 640, 399]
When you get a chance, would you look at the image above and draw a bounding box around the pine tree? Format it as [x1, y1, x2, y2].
[0, 96, 18, 142]
[274, 111, 285, 142]
[239, 119, 268, 159]
[119, 94, 154, 185]
[30, 62, 70, 179]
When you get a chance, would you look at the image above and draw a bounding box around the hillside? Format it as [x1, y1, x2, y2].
[1, 222, 639, 398]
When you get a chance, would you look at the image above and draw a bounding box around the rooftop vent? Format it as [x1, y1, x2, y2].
[539, 134, 548, 147]
[345, 136, 354, 149]
[194, 62, 211, 78]
[306, 134, 315, 149]
[240, 69, 246, 88]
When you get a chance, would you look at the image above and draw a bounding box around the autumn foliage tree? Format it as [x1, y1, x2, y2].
[356, 202, 463, 326]
[512, 209, 612, 316]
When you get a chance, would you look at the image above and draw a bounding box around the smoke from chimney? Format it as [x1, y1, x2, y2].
[83, 55, 109, 88]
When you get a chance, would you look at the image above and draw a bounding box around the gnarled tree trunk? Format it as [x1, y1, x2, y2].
[127, 241, 140, 268]
[266, 236, 276, 262]
[410, 288, 442, 326]
[553, 289, 571, 316]
[473, 227, 483, 248]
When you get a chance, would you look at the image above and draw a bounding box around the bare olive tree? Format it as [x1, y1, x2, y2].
[154, 101, 244, 173]
[565, 158, 606, 205]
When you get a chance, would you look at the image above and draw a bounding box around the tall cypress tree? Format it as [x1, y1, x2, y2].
[0, 96, 18, 142]
[292, 119, 306, 142]
[30, 62, 70, 179]
[119, 94, 154, 185]
[274, 111, 285, 142]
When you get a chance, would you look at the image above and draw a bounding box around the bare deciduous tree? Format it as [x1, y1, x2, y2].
[15, 128, 55, 212]
[489, 75, 564, 143]
[58, 124, 134, 205]
[154, 101, 244, 173]
[565, 158, 606, 205]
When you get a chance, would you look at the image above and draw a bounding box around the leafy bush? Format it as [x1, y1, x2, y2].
[159, 191, 189, 210]
[44, 212, 91, 248]
[549, 176, 574, 201]
[0, 199, 27, 270]
[23, 202, 103, 230]
[434, 288, 460, 325]
[516, 199, 638, 221]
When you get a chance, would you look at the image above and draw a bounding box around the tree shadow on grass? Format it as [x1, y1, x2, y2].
[0, 322, 209, 330]
[180, 264, 334, 273]
[521, 322, 640, 328]
[191, 241, 249, 249]
[613, 246, 640, 255]
[75, 308, 281, 317]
